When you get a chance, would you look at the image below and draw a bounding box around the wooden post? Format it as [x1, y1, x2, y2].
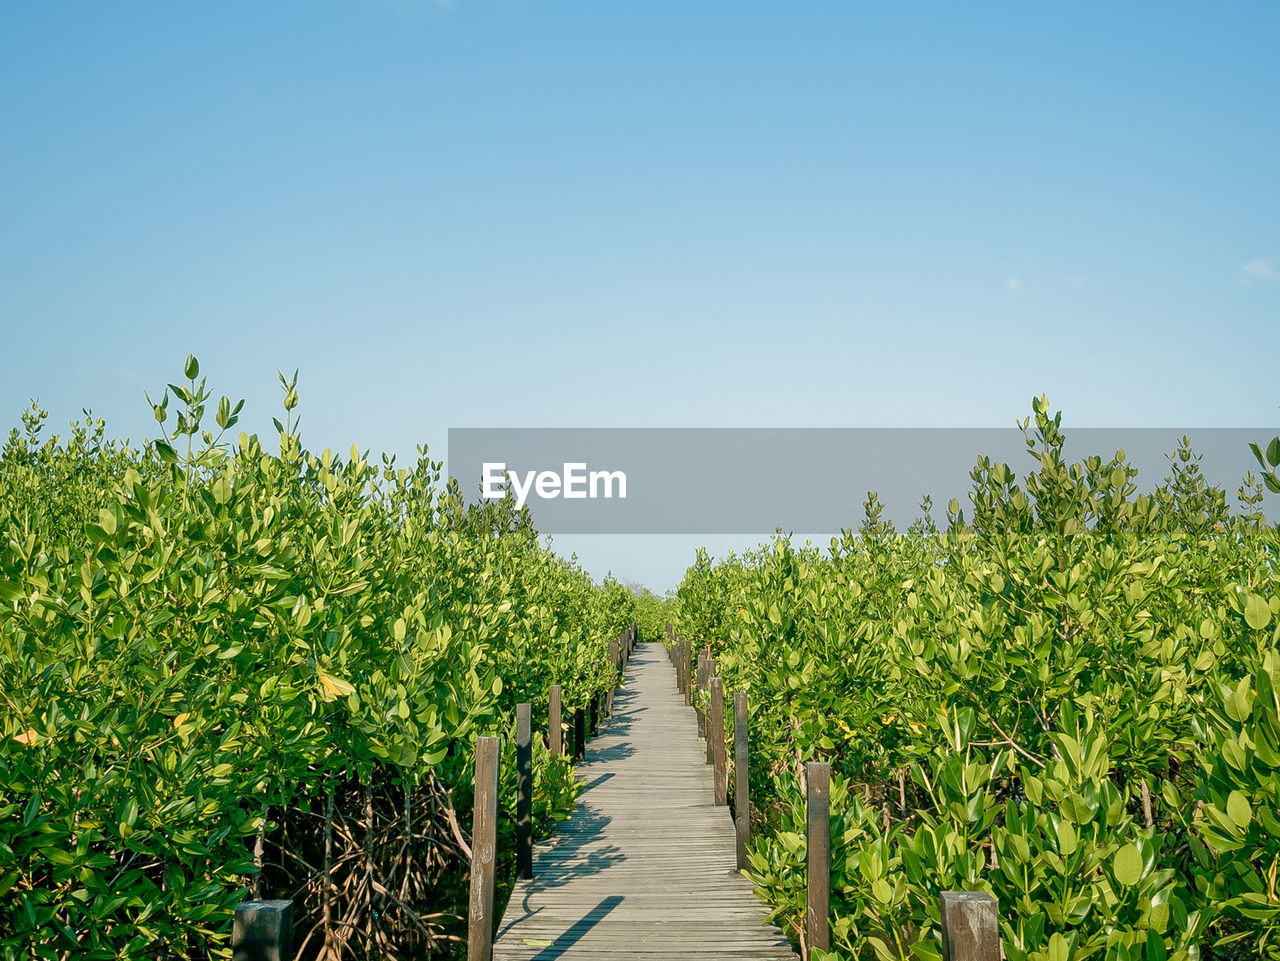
[574, 707, 586, 761]
[734, 691, 750, 870]
[705, 658, 717, 764]
[232, 900, 293, 961]
[468, 736, 500, 961]
[516, 703, 532, 881]
[695, 652, 708, 737]
[589, 693, 599, 736]
[806, 760, 831, 958]
[710, 677, 727, 805]
[607, 642, 619, 716]
[683, 643, 691, 706]
[939, 892, 1000, 961]
[548, 685, 563, 756]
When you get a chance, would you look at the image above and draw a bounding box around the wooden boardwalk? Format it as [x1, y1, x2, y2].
[492, 643, 797, 960]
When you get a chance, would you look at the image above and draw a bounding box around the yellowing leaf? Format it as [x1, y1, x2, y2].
[173, 713, 190, 728]
[320, 673, 356, 698]
[14, 729, 38, 746]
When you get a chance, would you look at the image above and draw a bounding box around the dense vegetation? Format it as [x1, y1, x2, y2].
[0, 358, 636, 959]
[677, 398, 1279, 961]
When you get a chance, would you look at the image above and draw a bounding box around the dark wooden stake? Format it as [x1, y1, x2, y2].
[589, 693, 599, 736]
[710, 677, 727, 805]
[548, 684, 563, 756]
[939, 891, 1000, 961]
[468, 736, 500, 961]
[734, 691, 750, 870]
[574, 707, 586, 761]
[232, 900, 293, 961]
[806, 760, 831, 958]
[516, 703, 532, 881]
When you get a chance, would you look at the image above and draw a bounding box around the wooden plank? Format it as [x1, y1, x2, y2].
[704, 657, 716, 764]
[710, 677, 726, 806]
[734, 692, 750, 871]
[805, 761, 830, 957]
[469, 736, 500, 961]
[940, 891, 1000, 961]
[232, 899, 292, 961]
[516, 703, 532, 881]
[608, 641, 620, 716]
[549, 685, 563, 756]
[492, 645, 796, 961]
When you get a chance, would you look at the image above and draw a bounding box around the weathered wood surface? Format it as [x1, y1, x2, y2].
[492, 644, 796, 960]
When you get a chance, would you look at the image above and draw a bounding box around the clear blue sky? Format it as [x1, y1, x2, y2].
[3, 2, 1278, 591]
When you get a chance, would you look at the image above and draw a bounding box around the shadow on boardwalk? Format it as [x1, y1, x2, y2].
[520, 896, 623, 960]
[491, 644, 796, 960]
[498, 811, 627, 939]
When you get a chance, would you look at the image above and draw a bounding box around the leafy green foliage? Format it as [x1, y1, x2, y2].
[0, 360, 634, 958]
[678, 398, 1280, 960]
